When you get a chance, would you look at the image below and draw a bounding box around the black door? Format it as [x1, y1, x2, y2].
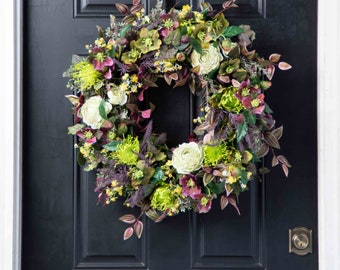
[22, 0, 318, 269]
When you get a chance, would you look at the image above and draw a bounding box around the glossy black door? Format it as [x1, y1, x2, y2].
[22, 0, 318, 269]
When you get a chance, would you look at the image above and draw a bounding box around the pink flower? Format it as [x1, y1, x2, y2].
[236, 79, 265, 114]
[179, 175, 201, 199]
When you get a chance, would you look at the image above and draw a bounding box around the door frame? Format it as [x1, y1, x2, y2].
[1, 0, 339, 269]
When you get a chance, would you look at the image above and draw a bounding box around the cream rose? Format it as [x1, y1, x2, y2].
[172, 142, 203, 174]
[191, 44, 223, 75]
[80, 96, 112, 129]
[107, 85, 128, 106]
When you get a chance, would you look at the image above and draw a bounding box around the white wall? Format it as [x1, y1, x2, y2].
[0, 0, 339, 269]
[317, 0, 340, 269]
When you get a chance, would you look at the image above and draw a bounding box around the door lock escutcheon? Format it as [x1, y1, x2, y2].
[289, 227, 312, 255]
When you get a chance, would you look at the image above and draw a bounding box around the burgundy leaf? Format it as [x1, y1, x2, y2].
[132, 0, 141, 5]
[155, 213, 167, 223]
[119, 214, 136, 224]
[123, 227, 134, 240]
[134, 221, 144, 239]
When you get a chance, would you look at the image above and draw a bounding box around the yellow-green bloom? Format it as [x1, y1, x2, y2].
[113, 136, 140, 166]
[212, 13, 229, 35]
[71, 61, 102, 90]
[219, 86, 243, 113]
[203, 143, 228, 166]
[151, 185, 178, 212]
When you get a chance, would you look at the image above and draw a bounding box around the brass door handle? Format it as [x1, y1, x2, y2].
[289, 227, 312, 255]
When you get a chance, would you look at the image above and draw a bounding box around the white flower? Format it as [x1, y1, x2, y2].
[172, 142, 203, 174]
[191, 44, 223, 75]
[80, 96, 112, 129]
[107, 85, 128, 106]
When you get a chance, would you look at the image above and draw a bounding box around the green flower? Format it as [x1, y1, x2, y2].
[132, 28, 162, 54]
[212, 13, 229, 35]
[113, 136, 140, 166]
[219, 86, 243, 113]
[71, 61, 102, 90]
[151, 185, 177, 212]
[203, 143, 229, 166]
[121, 48, 141, 64]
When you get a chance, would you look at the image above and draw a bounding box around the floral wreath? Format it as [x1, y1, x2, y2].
[64, 0, 292, 240]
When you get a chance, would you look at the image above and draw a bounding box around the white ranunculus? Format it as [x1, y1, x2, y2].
[80, 96, 112, 129]
[172, 142, 203, 174]
[107, 85, 128, 106]
[191, 44, 223, 75]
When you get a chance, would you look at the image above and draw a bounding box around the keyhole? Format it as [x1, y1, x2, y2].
[293, 233, 309, 250]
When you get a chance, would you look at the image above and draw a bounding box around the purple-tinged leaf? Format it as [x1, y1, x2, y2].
[155, 213, 167, 223]
[220, 195, 229, 210]
[119, 214, 136, 224]
[122, 14, 137, 24]
[272, 155, 279, 167]
[272, 126, 283, 140]
[130, 4, 144, 14]
[164, 73, 172, 85]
[231, 79, 240, 87]
[256, 143, 269, 158]
[278, 61, 292, 70]
[115, 3, 129, 14]
[134, 221, 143, 239]
[264, 131, 280, 149]
[203, 173, 214, 186]
[169, 73, 178, 81]
[269, 53, 281, 63]
[266, 64, 275, 80]
[281, 164, 289, 177]
[228, 197, 241, 215]
[277, 155, 292, 168]
[123, 227, 134, 240]
[217, 74, 230, 84]
[145, 209, 160, 221]
[132, 0, 141, 5]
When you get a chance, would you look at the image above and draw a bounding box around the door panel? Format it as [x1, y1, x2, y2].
[22, 0, 318, 269]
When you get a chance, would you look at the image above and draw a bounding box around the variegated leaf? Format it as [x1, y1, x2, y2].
[278, 61, 292, 70]
[256, 143, 269, 158]
[119, 214, 136, 224]
[220, 195, 229, 210]
[123, 227, 134, 240]
[272, 126, 283, 140]
[65, 95, 79, 106]
[277, 155, 292, 168]
[264, 131, 280, 149]
[203, 173, 214, 186]
[269, 53, 281, 63]
[134, 221, 143, 239]
[272, 155, 279, 167]
[228, 197, 241, 215]
[281, 164, 289, 177]
[115, 3, 129, 14]
[266, 64, 275, 80]
[130, 4, 144, 14]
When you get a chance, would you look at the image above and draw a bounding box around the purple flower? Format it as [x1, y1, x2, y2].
[179, 174, 201, 199]
[93, 56, 114, 71]
[196, 194, 212, 213]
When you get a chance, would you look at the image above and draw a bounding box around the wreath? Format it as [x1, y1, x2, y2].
[64, 0, 292, 240]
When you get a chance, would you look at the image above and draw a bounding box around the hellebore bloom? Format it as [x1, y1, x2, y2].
[196, 194, 212, 213]
[179, 174, 201, 199]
